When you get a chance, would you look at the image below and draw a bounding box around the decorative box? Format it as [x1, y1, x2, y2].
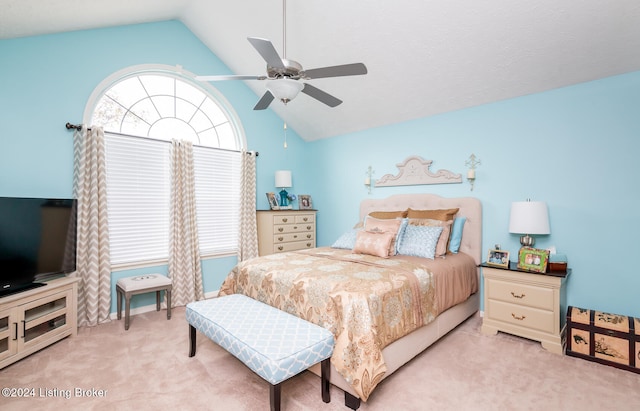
[566, 306, 640, 374]
[548, 254, 567, 273]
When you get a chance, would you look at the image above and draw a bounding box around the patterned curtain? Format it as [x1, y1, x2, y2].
[237, 151, 259, 261]
[168, 139, 204, 306]
[73, 126, 111, 326]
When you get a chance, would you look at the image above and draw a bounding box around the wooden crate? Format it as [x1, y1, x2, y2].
[566, 306, 640, 374]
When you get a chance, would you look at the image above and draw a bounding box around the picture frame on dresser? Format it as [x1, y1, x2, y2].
[517, 247, 549, 273]
[266, 192, 279, 210]
[486, 249, 509, 268]
[299, 195, 312, 210]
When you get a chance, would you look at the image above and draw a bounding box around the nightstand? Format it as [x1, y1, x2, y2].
[481, 262, 570, 354]
[256, 210, 316, 256]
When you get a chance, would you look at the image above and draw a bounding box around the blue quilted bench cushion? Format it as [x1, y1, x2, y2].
[186, 294, 334, 385]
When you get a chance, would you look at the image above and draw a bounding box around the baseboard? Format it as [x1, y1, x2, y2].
[109, 289, 220, 320]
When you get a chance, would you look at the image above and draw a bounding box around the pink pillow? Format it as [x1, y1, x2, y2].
[408, 218, 453, 257]
[353, 231, 395, 258]
[364, 217, 402, 255]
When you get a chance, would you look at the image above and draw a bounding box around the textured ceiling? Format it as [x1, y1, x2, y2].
[2, 0, 640, 141]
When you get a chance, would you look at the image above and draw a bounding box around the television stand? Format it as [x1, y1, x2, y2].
[0, 276, 78, 369]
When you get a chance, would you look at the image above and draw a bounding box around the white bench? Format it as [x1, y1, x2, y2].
[186, 294, 334, 411]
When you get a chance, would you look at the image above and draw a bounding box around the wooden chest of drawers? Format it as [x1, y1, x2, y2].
[481, 263, 570, 354]
[256, 210, 316, 256]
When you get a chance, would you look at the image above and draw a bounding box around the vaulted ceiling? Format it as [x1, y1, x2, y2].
[2, 0, 640, 141]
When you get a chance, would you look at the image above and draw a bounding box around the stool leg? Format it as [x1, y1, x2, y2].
[156, 291, 161, 311]
[270, 383, 281, 411]
[116, 289, 122, 320]
[167, 289, 172, 320]
[124, 293, 131, 330]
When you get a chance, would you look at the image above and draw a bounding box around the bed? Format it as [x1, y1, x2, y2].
[219, 194, 482, 408]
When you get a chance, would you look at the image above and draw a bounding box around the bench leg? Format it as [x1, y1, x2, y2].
[116, 289, 122, 320]
[156, 291, 161, 311]
[166, 289, 172, 320]
[270, 383, 281, 411]
[345, 392, 361, 410]
[124, 292, 131, 330]
[321, 358, 331, 403]
[189, 325, 196, 357]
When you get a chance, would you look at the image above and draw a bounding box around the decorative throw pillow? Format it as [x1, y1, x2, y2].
[332, 228, 361, 249]
[448, 217, 467, 253]
[396, 225, 444, 259]
[368, 210, 408, 219]
[353, 230, 395, 258]
[364, 216, 404, 255]
[408, 218, 453, 257]
[406, 208, 459, 221]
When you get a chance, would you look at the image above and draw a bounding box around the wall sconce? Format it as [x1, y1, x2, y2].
[465, 154, 481, 191]
[364, 166, 374, 194]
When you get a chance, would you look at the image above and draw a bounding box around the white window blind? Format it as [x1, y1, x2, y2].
[105, 133, 240, 267]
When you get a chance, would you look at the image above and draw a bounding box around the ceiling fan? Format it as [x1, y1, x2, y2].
[195, 0, 367, 110]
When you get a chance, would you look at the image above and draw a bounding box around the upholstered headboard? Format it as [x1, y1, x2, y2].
[359, 194, 483, 266]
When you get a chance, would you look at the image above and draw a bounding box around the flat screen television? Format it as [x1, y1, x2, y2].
[0, 197, 77, 297]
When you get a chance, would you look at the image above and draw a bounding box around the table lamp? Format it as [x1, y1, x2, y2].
[275, 170, 292, 208]
[509, 200, 550, 247]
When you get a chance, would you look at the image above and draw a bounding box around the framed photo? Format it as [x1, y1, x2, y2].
[517, 247, 550, 273]
[486, 249, 510, 268]
[266, 192, 279, 210]
[299, 195, 313, 210]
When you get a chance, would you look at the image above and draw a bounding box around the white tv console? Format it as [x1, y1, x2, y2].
[0, 276, 78, 369]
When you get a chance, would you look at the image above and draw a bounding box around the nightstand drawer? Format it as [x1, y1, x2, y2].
[487, 299, 555, 334]
[486, 278, 554, 310]
[274, 240, 315, 253]
[273, 232, 315, 244]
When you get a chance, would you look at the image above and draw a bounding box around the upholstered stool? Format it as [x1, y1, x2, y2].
[116, 274, 172, 330]
[186, 294, 334, 411]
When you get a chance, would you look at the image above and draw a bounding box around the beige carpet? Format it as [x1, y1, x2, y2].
[2, 307, 639, 411]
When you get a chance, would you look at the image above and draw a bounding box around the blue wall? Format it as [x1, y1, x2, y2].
[2, 20, 639, 318]
[308, 71, 640, 317]
[0, 21, 308, 312]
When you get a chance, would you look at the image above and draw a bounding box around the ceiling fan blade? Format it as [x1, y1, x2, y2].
[247, 37, 285, 69]
[253, 91, 275, 110]
[195, 74, 266, 81]
[301, 84, 342, 107]
[302, 63, 368, 79]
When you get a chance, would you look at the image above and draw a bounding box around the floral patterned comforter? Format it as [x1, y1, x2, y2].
[219, 248, 461, 401]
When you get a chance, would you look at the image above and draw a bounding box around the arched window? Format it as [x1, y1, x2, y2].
[86, 65, 244, 267]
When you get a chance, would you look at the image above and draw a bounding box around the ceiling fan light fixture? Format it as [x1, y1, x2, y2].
[266, 78, 304, 104]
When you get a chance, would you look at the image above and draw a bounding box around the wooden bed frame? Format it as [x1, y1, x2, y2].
[308, 194, 482, 409]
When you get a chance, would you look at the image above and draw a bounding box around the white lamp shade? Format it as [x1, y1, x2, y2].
[509, 201, 550, 235]
[275, 170, 292, 188]
[266, 78, 304, 102]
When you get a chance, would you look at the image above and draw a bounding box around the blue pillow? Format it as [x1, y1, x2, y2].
[397, 225, 443, 259]
[332, 229, 361, 249]
[448, 217, 467, 253]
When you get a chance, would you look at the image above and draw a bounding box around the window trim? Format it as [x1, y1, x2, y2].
[83, 64, 247, 150]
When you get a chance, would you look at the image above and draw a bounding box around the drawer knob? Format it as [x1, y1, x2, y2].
[306, 234, 311, 239]
[293, 226, 298, 229]
[278, 237, 283, 241]
[282, 218, 288, 222]
[294, 235, 298, 238]
[278, 228, 284, 232]
[511, 313, 526, 321]
[306, 243, 312, 247]
[278, 246, 283, 251]
[303, 217, 308, 221]
[510, 292, 526, 299]
[307, 226, 312, 230]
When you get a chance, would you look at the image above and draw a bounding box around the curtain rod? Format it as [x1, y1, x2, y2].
[64, 122, 258, 156]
